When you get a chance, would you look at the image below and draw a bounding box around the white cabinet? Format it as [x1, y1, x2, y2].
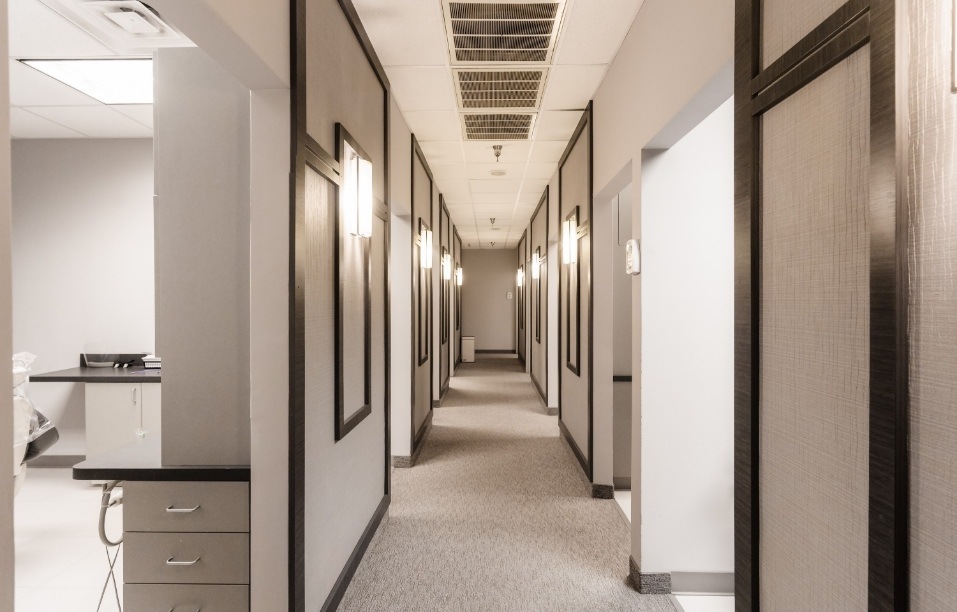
[85, 383, 162, 459]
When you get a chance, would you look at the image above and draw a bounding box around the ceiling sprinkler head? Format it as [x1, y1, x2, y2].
[493, 144, 502, 162]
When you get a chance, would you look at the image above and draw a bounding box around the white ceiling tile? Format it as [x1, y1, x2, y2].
[419, 141, 465, 165]
[430, 163, 470, 184]
[111, 104, 153, 128]
[10, 60, 101, 106]
[523, 163, 558, 181]
[9, 0, 116, 58]
[466, 162, 526, 180]
[529, 141, 569, 163]
[534, 111, 583, 141]
[553, 0, 644, 65]
[463, 141, 532, 164]
[27, 105, 152, 138]
[470, 179, 523, 194]
[389, 67, 457, 112]
[472, 193, 518, 204]
[406, 111, 461, 142]
[540, 65, 607, 110]
[351, 0, 449, 66]
[10, 107, 84, 138]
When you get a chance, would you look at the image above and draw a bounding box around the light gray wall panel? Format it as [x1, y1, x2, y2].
[761, 0, 847, 68]
[530, 199, 548, 396]
[155, 47, 250, 466]
[307, 0, 385, 204]
[759, 48, 870, 611]
[560, 126, 591, 462]
[907, 0, 957, 607]
[303, 169, 384, 608]
[412, 154, 431, 435]
[462, 249, 518, 351]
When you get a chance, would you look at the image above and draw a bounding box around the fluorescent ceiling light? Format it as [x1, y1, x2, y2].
[21, 59, 153, 105]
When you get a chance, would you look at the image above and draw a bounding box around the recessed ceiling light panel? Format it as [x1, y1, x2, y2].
[22, 58, 153, 104]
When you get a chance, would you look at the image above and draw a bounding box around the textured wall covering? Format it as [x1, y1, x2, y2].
[908, 0, 957, 608]
[413, 154, 432, 435]
[761, 0, 846, 68]
[759, 49, 870, 611]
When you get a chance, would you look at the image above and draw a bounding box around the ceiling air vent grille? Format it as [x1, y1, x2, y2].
[444, 1, 564, 64]
[454, 70, 546, 110]
[463, 113, 535, 140]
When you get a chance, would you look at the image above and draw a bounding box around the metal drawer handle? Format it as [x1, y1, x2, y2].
[165, 556, 201, 566]
[165, 504, 201, 513]
[167, 608, 200, 612]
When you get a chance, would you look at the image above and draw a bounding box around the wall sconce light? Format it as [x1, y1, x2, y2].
[443, 253, 453, 280]
[561, 218, 577, 265]
[517, 267, 525, 285]
[341, 140, 373, 238]
[420, 228, 433, 269]
[532, 251, 541, 279]
[456, 266, 463, 286]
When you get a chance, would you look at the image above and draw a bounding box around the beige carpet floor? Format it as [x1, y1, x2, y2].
[338, 354, 680, 612]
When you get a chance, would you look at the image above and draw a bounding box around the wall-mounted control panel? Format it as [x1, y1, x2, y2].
[625, 239, 641, 276]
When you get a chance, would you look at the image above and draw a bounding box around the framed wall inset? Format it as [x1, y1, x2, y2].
[565, 208, 580, 376]
[418, 218, 432, 366]
[334, 124, 373, 441]
[442, 246, 450, 344]
[535, 247, 542, 344]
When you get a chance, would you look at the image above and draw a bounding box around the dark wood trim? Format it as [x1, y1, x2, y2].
[531, 372, 547, 405]
[412, 409, 434, 454]
[751, 0, 868, 96]
[733, 0, 757, 608]
[306, 134, 339, 176]
[411, 133, 435, 454]
[319, 495, 389, 612]
[334, 123, 373, 442]
[752, 13, 870, 116]
[417, 217, 432, 367]
[612, 375, 632, 383]
[529, 186, 549, 405]
[335, 0, 390, 90]
[868, 0, 908, 607]
[558, 419, 588, 479]
[535, 246, 543, 344]
[565, 207, 581, 377]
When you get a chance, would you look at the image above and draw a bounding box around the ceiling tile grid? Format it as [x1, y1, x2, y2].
[354, 0, 645, 247]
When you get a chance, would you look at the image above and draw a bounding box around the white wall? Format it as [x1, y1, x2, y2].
[589, 0, 734, 567]
[0, 2, 15, 606]
[639, 97, 734, 574]
[11, 139, 155, 454]
[461, 249, 517, 351]
[613, 185, 633, 485]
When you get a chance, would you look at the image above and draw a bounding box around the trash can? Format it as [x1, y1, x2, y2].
[462, 336, 475, 363]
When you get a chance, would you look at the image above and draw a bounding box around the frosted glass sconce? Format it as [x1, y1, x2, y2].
[532, 251, 541, 279]
[561, 217, 578, 265]
[443, 253, 453, 280]
[341, 138, 373, 237]
[456, 266, 463, 286]
[420, 228, 433, 269]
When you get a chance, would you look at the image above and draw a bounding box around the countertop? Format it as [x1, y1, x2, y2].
[29, 366, 161, 383]
[72, 438, 249, 482]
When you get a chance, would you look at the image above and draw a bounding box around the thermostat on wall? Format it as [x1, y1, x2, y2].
[625, 239, 641, 276]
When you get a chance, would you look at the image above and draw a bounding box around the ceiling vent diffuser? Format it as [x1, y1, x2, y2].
[454, 69, 547, 110]
[443, 1, 565, 65]
[463, 113, 536, 140]
[38, 0, 194, 53]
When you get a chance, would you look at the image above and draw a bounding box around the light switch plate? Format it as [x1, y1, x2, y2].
[625, 239, 641, 275]
[507, 291, 513, 300]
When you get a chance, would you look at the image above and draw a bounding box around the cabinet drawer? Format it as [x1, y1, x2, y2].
[125, 481, 249, 533]
[125, 584, 248, 612]
[124, 532, 249, 585]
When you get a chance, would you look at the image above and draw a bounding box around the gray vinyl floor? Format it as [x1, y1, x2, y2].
[339, 354, 680, 612]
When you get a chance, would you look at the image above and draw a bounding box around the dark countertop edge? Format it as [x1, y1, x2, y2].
[30, 366, 161, 383]
[72, 465, 250, 482]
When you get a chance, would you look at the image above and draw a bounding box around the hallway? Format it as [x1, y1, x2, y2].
[339, 355, 678, 612]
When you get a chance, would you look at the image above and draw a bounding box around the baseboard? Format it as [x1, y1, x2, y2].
[531, 373, 547, 405]
[591, 484, 614, 499]
[28, 454, 84, 468]
[474, 349, 516, 354]
[432, 399, 440, 407]
[320, 495, 390, 612]
[671, 572, 734, 595]
[613, 477, 631, 490]
[545, 406, 558, 416]
[558, 420, 589, 479]
[629, 555, 671, 595]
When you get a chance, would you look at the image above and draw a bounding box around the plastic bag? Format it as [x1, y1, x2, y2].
[11, 353, 58, 469]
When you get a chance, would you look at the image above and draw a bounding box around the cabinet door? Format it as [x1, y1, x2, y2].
[84, 383, 142, 459]
[141, 384, 162, 446]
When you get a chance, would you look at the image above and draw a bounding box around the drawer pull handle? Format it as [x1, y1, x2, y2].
[165, 505, 201, 513]
[166, 556, 201, 566]
[167, 608, 201, 612]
